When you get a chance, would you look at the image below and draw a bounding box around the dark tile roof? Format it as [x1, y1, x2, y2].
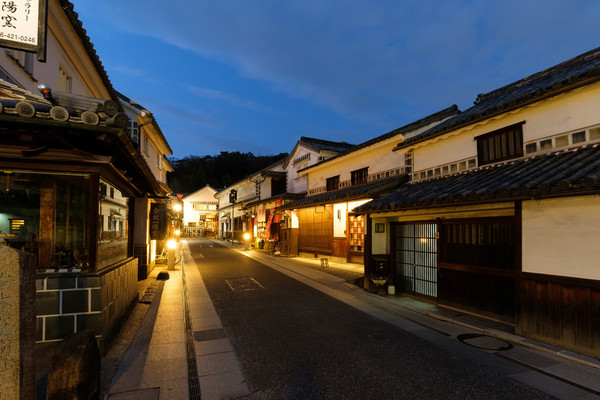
[356, 145, 600, 213]
[278, 176, 407, 210]
[300, 105, 459, 173]
[396, 47, 600, 150]
[0, 80, 128, 129]
[116, 91, 173, 155]
[299, 136, 356, 153]
[243, 192, 305, 208]
[0, 82, 164, 196]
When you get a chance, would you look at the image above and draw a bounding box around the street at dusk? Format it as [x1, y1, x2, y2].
[2, 1, 600, 399]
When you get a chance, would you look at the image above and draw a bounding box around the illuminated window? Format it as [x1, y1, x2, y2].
[9, 219, 25, 234]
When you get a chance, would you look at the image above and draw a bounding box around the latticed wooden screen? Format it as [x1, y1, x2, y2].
[348, 214, 365, 252]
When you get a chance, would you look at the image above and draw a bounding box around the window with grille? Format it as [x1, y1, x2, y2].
[440, 219, 514, 270]
[326, 176, 339, 191]
[351, 167, 368, 185]
[349, 214, 365, 251]
[127, 121, 139, 144]
[476, 122, 524, 165]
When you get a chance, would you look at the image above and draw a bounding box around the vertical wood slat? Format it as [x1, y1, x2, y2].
[520, 274, 600, 358]
[547, 282, 561, 340]
[561, 286, 576, 345]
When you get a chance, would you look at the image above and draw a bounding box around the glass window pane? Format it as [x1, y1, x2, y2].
[0, 171, 90, 270]
[97, 179, 129, 269]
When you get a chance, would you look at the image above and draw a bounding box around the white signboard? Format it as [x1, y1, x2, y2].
[0, 0, 47, 61]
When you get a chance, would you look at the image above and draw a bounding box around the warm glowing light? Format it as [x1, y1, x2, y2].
[175, 229, 181, 236]
[167, 238, 177, 249]
[173, 204, 182, 212]
[243, 232, 251, 241]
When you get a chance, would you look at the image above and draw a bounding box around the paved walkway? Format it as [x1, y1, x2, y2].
[106, 239, 600, 400]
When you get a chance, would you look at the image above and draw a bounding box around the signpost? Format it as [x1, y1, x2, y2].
[0, 0, 48, 61]
[149, 203, 168, 241]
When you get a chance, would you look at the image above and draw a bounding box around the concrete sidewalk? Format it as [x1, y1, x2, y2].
[105, 241, 249, 400]
[106, 264, 188, 399]
[106, 238, 600, 399]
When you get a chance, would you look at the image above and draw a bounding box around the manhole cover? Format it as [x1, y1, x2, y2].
[457, 333, 513, 351]
[226, 277, 265, 291]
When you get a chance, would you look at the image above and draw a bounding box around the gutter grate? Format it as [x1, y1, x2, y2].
[226, 277, 265, 291]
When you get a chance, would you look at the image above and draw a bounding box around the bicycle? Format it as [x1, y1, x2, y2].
[156, 248, 182, 265]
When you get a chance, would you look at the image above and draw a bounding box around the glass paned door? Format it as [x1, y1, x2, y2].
[395, 223, 438, 298]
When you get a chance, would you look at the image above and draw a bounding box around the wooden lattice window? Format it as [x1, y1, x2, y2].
[477, 122, 524, 165]
[349, 214, 365, 252]
[326, 176, 339, 191]
[351, 167, 368, 185]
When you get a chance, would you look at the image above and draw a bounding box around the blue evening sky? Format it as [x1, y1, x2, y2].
[74, 1, 600, 159]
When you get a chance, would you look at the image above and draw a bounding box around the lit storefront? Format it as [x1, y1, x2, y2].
[0, 89, 165, 351]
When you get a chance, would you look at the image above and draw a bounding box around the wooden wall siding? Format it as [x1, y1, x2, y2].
[439, 269, 515, 321]
[519, 274, 600, 357]
[332, 238, 347, 258]
[349, 251, 364, 264]
[297, 205, 333, 252]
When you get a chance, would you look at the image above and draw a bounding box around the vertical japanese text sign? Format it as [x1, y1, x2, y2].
[0, 0, 48, 61]
[149, 203, 168, 240]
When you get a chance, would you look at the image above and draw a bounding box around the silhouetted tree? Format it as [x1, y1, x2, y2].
[167, 152, 288, 194]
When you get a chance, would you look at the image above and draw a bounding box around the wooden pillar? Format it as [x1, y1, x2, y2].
[38, 177, 57, 267]
[364, 213, 372, 289]
[88, 174, 99, 272]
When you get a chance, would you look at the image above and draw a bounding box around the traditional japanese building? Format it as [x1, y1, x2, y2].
[0, 0, 173, 350]
[356, 46, 600, 358]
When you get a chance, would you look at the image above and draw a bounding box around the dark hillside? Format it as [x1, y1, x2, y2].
[167, 151, 288, 194]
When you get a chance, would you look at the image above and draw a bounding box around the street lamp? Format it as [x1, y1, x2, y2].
[243, 232, 251, 250]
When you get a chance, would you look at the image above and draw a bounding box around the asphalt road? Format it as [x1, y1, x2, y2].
[189, 240, 553, 400]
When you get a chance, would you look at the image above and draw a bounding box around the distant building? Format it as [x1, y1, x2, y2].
[181, 185, 219, 237]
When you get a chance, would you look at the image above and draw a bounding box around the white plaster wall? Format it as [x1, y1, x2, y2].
[307, 141, 404, 191]
[413, 81, 600, 172]
[522, 196, 600, 280]
[333, 203, 347, 237]
[524, 84, 600, 140]
[287, 148, 318, 193]
[371, 218, 389, 254]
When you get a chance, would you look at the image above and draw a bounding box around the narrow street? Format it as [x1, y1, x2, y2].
[188, 239, 555, 399]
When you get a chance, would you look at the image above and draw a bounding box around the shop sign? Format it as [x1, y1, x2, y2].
[0, 0, 48, 61]
[149, 203, 168, 240]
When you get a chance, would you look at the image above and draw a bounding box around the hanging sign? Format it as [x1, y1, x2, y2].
[0, 0, 48, 61]
[149, 203, 168, 240]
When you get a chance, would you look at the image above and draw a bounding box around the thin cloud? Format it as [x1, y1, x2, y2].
[187, 85, 276, 113]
